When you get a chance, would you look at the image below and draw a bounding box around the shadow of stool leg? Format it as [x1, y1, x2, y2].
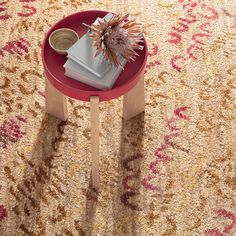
[123, 74, 145, 120]
[45, 76, 68, 121]
[90, 96, 100, 189]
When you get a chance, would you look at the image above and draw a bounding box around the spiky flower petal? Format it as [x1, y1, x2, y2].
[89, 13, 143, 67]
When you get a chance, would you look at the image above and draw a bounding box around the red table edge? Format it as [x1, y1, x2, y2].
[41, 10, 148, 102]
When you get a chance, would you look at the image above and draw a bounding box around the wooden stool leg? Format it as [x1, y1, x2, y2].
[123, 75, 145, 120]
[45, 77, 68, 121]
[90, 96, 100, 189]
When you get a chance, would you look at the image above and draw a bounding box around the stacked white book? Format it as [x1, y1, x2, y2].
[63, 13, 126, 90]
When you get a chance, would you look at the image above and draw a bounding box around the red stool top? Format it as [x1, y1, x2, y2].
[42, 10, 148, 102]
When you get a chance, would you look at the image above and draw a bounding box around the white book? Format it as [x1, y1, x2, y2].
[66, 13, 115, 78]
[63, 57, 126, 90]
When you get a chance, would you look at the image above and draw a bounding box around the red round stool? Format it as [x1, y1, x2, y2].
[42, 10, 148, 189]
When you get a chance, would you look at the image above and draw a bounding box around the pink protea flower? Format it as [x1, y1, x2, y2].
[0, 205, 8, 221]
[86, 13, 143, 67]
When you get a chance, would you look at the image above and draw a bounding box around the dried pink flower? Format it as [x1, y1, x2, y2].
[88, 13, 143, 67]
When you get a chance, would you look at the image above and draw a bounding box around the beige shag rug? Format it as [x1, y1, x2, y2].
[0, 0, 236, 235]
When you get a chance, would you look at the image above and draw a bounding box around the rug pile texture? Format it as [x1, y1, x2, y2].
[0, 0, 236, 235]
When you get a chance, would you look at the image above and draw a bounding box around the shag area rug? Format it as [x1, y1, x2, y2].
[0, 0, 236, 235]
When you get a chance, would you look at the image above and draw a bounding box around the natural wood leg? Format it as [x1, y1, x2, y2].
[123, 75, 145, 120]
[45, 77, 68, 121]
[90, 96, 100, 189]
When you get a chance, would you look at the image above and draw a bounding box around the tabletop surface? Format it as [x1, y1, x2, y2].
[42, 10, 148, 102]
